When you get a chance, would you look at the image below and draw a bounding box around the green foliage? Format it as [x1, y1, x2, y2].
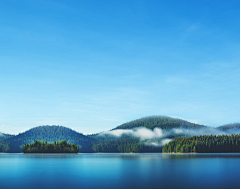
[0, 133, 14, 152]
[0, 133, 15, 140]
[23, 140, 79, 153]
[4, 126, 95, 152]
[1, 117, 240, 153]
[0, 140, 10, 152]
[162, 134, 240, 153]
[91, 135, 162, 153]
[113, 116, 206, 130]
[218, 123, 240, 131]
[89, 115, 208, 153]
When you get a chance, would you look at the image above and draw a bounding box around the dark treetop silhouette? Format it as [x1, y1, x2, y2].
[23, 140, 79, 153]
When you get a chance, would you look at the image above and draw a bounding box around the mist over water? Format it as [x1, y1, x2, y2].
[102, 127, 240, 146]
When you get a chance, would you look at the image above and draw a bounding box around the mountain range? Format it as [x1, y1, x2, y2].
[0, 116, 239, 153]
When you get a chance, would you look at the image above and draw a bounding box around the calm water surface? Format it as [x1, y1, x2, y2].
[0, 153, 240, 189]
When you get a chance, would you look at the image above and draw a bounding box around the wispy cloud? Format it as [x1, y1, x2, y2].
[104, 127, 164, 140]
[102, 126, 240, 147]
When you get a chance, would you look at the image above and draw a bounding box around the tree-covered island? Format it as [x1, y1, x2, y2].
[23, 140, 79, 153]
[162, 134, 240, 153]
[1, 116, 240, 153]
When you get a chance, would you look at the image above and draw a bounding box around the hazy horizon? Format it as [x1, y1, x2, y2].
[1, 1, 240, 134]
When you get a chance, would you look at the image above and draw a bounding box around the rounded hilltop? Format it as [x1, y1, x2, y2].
[5, 125, 95, 153]
[113, 115, 206, 130]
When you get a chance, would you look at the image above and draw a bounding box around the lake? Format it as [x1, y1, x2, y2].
[0, 153, 240, 189]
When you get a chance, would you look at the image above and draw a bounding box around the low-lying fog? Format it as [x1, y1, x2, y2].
[101, 127, 240, 147]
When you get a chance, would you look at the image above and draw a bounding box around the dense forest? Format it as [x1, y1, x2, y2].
[23, 140, 79, 153]
[91, 135, 162, 153]
[218, 123, 240, 131]
[0, 133, 15, 140]
[0, 141, 9, 152]
[0, 116, 240, 153]
[113, 116, 206, 130]
[162, 134, 240, 153]
[0, 133, 12, 152]
[5, 126, 95, 152]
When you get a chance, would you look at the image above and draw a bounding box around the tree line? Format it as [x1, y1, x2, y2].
[162, 134, 240, 153]
[91, 135, 162, 153]
[23, 140, 79, 153]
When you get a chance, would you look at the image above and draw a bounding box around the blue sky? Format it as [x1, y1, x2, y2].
[1, 0, 240, 134]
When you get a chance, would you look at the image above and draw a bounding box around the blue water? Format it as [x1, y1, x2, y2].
[0, 153, 240, 189]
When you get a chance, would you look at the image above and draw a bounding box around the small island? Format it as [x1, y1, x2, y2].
[23, 140, 79, 153]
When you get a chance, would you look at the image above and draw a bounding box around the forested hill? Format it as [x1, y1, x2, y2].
[162, 135, 240, 153]
[0, 133, 15, 140]
[0, 133, 13, 152]
[113, 116, 206, 130]
[218, 123, 240, 131]
[5, 126, 95, 152]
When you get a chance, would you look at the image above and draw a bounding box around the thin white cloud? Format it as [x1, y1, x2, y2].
[103, 127, 164, 140]
[102, 126, 240, 147]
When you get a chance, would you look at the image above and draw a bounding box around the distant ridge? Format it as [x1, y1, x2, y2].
[5, 125, 95, 152]
[0, 133, 15, 140]
[1, 116, 240, 153]
[113, 115, 206, 130]
[218, 123, 240, 131]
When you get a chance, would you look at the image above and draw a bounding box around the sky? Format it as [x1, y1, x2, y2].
[1, 0, 240, 134]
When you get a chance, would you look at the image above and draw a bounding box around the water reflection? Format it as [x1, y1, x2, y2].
[0, 153, 240, 189]
[23, 153, 79, 159]
[162, 153, 240, 159]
